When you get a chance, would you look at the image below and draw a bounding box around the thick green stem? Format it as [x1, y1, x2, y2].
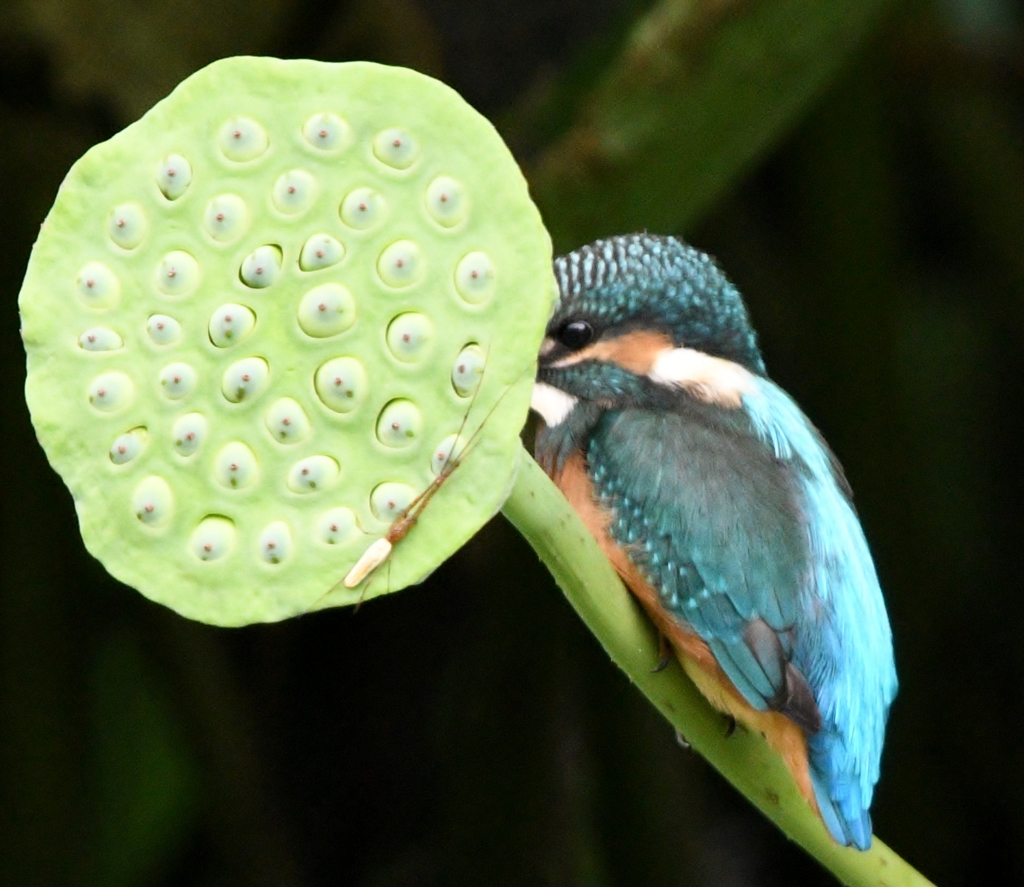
[501, 444, 934, 887]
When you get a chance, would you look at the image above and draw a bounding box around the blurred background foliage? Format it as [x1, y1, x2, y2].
[1, 0, 1022, 884]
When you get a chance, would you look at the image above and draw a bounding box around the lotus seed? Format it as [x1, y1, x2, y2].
[213, 441, 259, 489]
[297, 283, 355, 338]
[451, 343, 486, 396]
[454, 251, 497, 305]
[203, 194, 250, 243]
[425, 176, 467, 228]
[272, 169, 317, 215]
[258, 521, 293, 564]
[190, 515, 236, 562]
[146, 314, 182, 346]
[75, 261, 120, 309]
[314, 356, 366, 413]
[107, 202, 147, 249]
[287, 455, 340, 493]
[264, 397, 311, 444]
[156, 153, 192, 200]
[431, 433, 469, 476]
[87, 371, 133, 412]
[302, 112, 350, 151]
[385, 313, 434, 363]
[221, 356, 269, 404]
[218, 117, 269, 162]
[370, 481, 416, 522]
[209, 303, 256, 347]
[159, 362, 197, 400]
[372, 128, 419, 170]
[316, 507, 359, 545]
[132, 476, 173, 527]
[376, 399, 423, 448]
[340, 187, 386, 230]
[155, 250, 200, 296]
[109, 426, 148, 465]
[377, 240, 423, 288]
[78, 327, 123, 352]
[298, 233, 344, 271]
[239, 244, 283, 288]
[172, 412, 207, 456]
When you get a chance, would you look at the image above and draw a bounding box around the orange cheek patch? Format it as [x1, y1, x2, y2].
[554, 330, 674, 375]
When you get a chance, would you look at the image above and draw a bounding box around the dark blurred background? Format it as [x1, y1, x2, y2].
[2, 0, 1022, 884]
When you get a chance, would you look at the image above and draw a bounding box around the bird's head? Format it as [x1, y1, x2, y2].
[533, 233, 766, 427]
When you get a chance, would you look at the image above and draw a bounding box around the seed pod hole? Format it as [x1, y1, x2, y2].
[340, 187, 386, 230]
[298, 233, 344, 271]
[386, 312, 434, 363]
[155, 250, 200, 297]
[297, 283, 355, 338]
[272, 169, 317, 215]
[209, 303, 256, 348]
[317, 507, 359, 545]
[156, 153, 193, 200]
[372, 128, 419, 170]
[204, 194, 250, 243]
[218, 117, 269, 162]
[454, 251, 497, 305]
[172, 412, 207, 456]
[451, 343, 486, 396]
[75, 262, 120, 309]
[314, 356, 367, 414]
[303, 112, 351, 152]
[240, 244, 283, 288]
[79, 327, 123, 352]
[287, 455, 340, 493]
[213, 441, 259, 490]
[109, 426, 149, 465]
[370, 481, 416, 522]
[190, 515, 236, 562]
[221, 356, 269, 404]
[146, 314, 182, 346]
[431, 433, 469, 476]
[159, 362, 197, 400]
[132, 475, 173, 527]
[424, 176, 468, 228]
[264, 397, 311, 444]
[376, 399, 423, 448]
[258, 521, 293, 564]
[377, 240, 423, 289]
[107, 202, 147, 249]
[88, 371, 134, 413]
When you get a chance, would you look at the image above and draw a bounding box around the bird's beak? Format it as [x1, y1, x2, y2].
[537, 336, 557, 365]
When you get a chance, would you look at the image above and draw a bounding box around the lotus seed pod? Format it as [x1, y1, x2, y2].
[20, 56, 555, 626]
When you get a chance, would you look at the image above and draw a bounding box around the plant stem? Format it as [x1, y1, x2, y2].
[501, 444, 935, 887]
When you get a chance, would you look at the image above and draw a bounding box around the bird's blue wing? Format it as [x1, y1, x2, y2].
[587, 385, 897, 850]
[587, 404, 817, 727]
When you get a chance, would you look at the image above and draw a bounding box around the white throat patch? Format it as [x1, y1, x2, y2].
[530, 381, 578, 427]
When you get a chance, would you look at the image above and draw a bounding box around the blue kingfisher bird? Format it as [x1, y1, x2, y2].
[530, 233, 897, 850]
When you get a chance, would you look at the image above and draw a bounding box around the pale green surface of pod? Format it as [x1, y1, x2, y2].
[20, 56, 556, 626]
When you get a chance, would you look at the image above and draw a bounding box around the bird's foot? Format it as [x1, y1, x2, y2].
[651, 633, 671, 673]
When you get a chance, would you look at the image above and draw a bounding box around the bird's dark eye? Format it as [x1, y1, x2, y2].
[557, 320, 594, 352]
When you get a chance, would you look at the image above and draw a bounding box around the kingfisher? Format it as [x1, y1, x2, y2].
[530, 233, 897, 850]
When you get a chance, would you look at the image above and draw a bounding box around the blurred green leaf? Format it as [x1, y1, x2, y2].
[526, 0, 897, 249]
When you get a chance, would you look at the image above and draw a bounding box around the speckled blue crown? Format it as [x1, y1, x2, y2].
[552, 233, 765, 374]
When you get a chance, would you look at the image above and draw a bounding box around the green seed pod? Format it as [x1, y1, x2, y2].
[20, 56, 555, 626]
